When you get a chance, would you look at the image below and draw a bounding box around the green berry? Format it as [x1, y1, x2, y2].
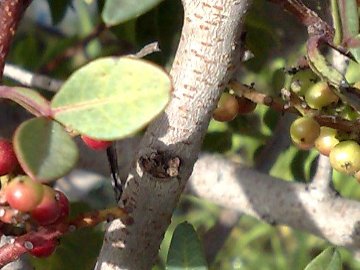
[305, 81, 338, 109]
[314, 127, 339, 156]
[329, 140, 360, 175]
[290, 117, 320, 150]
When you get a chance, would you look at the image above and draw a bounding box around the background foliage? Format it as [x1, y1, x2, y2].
[4, 0, 360, 269]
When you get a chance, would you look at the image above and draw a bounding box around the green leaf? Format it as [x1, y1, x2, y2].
[349, 35, 360, 64]
[47, 0, 72, 25]
[166, 222, 208, 270]
[330, 0, 342, 45]
[13, 117, 78, 182]
[304, 247, 342, 270]
[338, 0, 360, 63]
[339, 0, 359, 40]
[51, 57, 171, 140]
[0, 86, 51, 117]
[102, 0, 164, 26]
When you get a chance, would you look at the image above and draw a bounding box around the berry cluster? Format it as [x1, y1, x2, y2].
[0, 138, 70, 257]
[213, 92, 257, 122]
[289, 70, 360, 180]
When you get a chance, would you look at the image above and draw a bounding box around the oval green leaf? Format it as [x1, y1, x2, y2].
[304, 247, 342, 270]
[102, 0, 164, 26]
[0, 86, 51, 117]
[13, 117, 79, 182]
[339, 0, 359, 40]
[51, 57, 171, 140]
[166, 222, 208, 270]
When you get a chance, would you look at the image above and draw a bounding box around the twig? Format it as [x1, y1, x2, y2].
[133, 42, 161, 58]
[0, 236, 32, 270]
[3, 63, 63, 92]
[0, 0, 32, 79]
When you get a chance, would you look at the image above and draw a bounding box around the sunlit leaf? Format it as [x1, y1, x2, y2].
[51, 57, 171, 140]
[339, 0, 359, 40]
[304, 247, 342, 270]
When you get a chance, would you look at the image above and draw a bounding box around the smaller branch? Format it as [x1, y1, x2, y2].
[309, 154, 334, 196]
[70, 207, 132, 228]
[3, 64, 63, 92]
[268, 0, 327, 29]
[0, 0, 32, 79]
[188, 154, 360, 252]
[230, 81, 290, 113]
[133, 42, 161, 58]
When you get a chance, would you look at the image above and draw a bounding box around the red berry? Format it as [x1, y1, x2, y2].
[54, 190, 69, 223]
[5, 176, 44, 212]
[28, 239, 57, 258]
[0, 139, 18, 176]
[81, 135, 112, 150]
[31, 186, 60, 225]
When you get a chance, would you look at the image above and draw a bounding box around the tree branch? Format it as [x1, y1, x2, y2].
[188, 154, 360, 253]
[95, 1, 253, 269]
[0, 0, 32, 79]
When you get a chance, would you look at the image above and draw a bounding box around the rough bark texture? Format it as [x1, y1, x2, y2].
[189, 154, 360, 253]
[0, 0, 32, 78]
[95, 1, 252, 269]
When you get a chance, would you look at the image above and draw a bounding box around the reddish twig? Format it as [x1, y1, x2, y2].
[269, 0, 321, 27]
[0, 206, 130, 268]
[0, 0, 32, 80]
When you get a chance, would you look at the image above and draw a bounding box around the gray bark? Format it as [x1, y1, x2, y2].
[95, 1, 252, 269]
[189, 154, 360, 253]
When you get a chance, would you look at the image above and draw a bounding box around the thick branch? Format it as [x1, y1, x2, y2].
[0, 0, 32, 79]
[95, 1, 252, 269]
[189, 154, 360, 252]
